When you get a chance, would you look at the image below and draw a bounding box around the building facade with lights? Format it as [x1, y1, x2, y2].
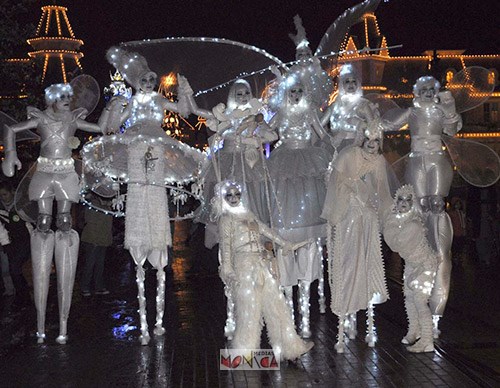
[335, 12, 500, 153]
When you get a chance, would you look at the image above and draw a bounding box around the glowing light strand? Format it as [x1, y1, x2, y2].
[192, 44, 402, 97]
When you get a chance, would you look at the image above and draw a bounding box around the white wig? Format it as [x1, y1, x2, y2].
[44, 83, 73, 105]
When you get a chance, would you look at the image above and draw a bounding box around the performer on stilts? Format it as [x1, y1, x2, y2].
[3, 83, 109, 344]
[102, 47, 205, 344]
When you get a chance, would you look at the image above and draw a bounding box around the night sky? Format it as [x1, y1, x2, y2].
[24, 0, 500, 88]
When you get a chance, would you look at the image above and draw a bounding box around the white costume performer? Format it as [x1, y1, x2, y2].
[383, 76, 461, 338]
[321, 131, 393, 353]
[190, 79, 277, 237]
[2, 83, 108, 344]
[268, 76, 330, 338]
[384, 185, 438, 353]
[102, 47, 204, 345]
[213, 181, 313, 361]
[287, 15, 332, 116]
[320, 64, 379, 156]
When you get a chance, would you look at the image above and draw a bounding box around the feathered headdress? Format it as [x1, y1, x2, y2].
[289, 15, 310, 50]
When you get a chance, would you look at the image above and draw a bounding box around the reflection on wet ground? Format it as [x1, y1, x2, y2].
[0, 221, 498, 386]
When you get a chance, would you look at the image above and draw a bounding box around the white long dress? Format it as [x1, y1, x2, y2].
[321, 146, 393, 316]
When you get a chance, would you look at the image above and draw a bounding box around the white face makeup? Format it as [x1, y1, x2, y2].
[54, 93, 71, 112]
[363, 138, 380, 154]
[296, 47, 312, 62]
[234, 85, 251, 106]
[396, 194, 413, 214]
[343, 77, 358, 94]
[289, 86, 304, 104]
[224, 186, 242, 207]
[418, 85, 436, 102]
[139, 74, 157, 92]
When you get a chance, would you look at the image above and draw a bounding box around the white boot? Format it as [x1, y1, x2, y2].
[402, 293, 421, 345]
[408, 295, 434, 353]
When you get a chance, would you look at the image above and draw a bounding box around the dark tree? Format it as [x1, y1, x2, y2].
[0, 0, 43, 121]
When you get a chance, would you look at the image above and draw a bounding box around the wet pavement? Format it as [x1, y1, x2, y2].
[0, 221, 499, 387]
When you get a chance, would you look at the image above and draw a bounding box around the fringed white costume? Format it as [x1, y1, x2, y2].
[384, 185, 438, 353]
[214, 181, 313, 361]
[321, 134, 393, 353]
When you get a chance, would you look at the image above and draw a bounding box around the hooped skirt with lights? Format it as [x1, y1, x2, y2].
[81, 124, 206, 252]
[267, 142, 330, 285]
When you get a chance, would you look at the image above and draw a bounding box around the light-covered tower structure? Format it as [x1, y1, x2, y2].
[27, 3, 83, 85]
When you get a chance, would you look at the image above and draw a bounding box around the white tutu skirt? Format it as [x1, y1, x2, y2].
[268, 144, 330, 242]
[81, 122, 205, 186]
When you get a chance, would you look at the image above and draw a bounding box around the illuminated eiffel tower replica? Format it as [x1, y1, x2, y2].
[27, 2, 84, 86]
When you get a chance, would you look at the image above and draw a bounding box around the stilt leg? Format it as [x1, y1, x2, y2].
[130, 247, 150, 345]
[365, 302, 377, 347]
[298, 280, 311, 338]
[335, 314, 347, 353]
[347, 313, 357, 340]
[150, 249, 168, 336]
[283, 285, 294, 323]
[54, 230, 79, 344]
[318, 242, 326, 314]
[31, 230, 55, 344]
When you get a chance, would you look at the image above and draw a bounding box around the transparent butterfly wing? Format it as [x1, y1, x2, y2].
[442, 134, 500, 188]
[447, 66, 495, 114]
[70, 75, 101, 116]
